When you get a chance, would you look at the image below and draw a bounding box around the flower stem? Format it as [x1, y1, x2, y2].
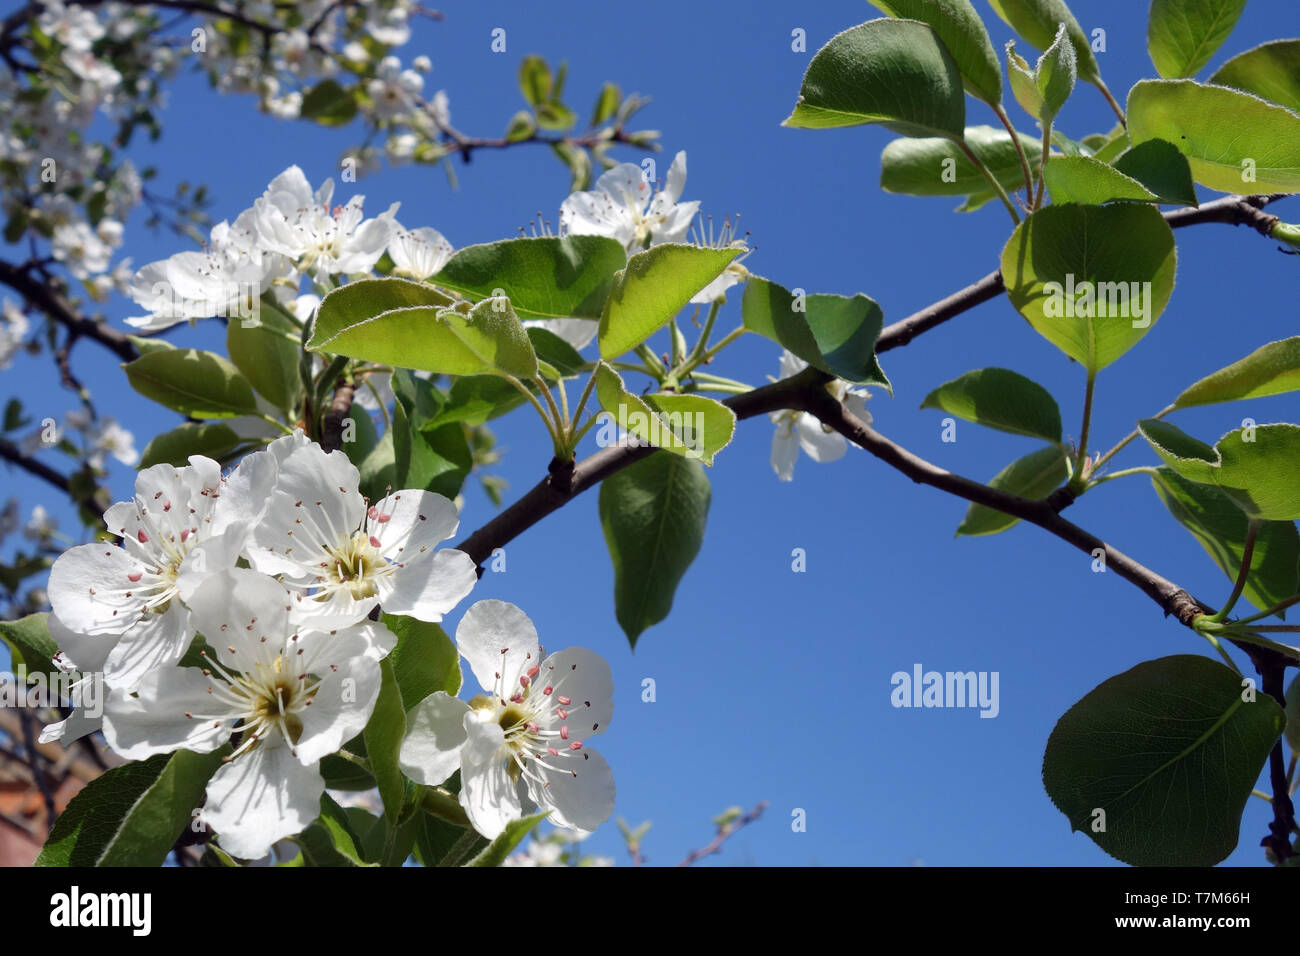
[1033, 121, 1053, 209]
[1093, 404, 1176, 471]
[993, 103, 1035, 204]
[1233, 594, 1300, 626]
[957, 138, 1020, 224]
[686, 299, 723, 368]
[1205, 518, 1260, 624]
[1095, 78, 1127, 129]
[1068, 370, 1096, 493]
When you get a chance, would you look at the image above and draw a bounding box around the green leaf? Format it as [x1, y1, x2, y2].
[37, 749, 227, 866]
[986, 0, 1102, 86]
[1128, 79, 1300, 193]
[412, 810, 468, 866]
[320, 754, 376, 791]
[921, 368, 1061, 441]
[0, 613, 57, 679]
[505, 110, 536, 142]
[138, 423, 243, 468]
[1138, 418, 1219, 484]
[433, 236, 626, 321]
[741, 276, 889, 388]
[295, 793, 375, 867]
[591, 82, 621, 125]
[518, 55, 551, 106]
[300, 80, 358, 126]
[1042, 140, 1198, 206]
[593, 363, 736, 465]
[312, 278, 535, 378]
[383, 613, 462, 710]
[999, 203, 1177, 373]
[599, 452, 711, 646]
[783, 18, 966, 138]
[956, 444, 1067, 536]
[535, 101, 577, 131]
[880, 125, 1043, 197]
[1042, 654, 1284, 866]
[1109, 139, 1198, 206]
[227, 296, 302, 414]
[1009, 24, 1076, 122]
[123, 348, 260, 418]
[1210, 39, 1300, 113]
[363, 658, 407, 828]
[1151, 467, 1300, 615]
[467, 812, 548, 866]
[597, 244, 738, 360]
[391, 371, 472, 499]
[1173, 337, 1300, 409]
[1147, 0, 1246, 79]
[866, 0, 1002, 106]
[528, 326, 586, 379]
[1141, 420, 1300, 520]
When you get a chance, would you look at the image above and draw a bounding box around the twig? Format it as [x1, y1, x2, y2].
[675, 801, 767, 867]
[0, 436, 71, 494]
[320, 380, 357, 454]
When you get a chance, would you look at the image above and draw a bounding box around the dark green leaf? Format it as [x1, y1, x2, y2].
[123, 349, 260, 418]
[1147, 0, 1247, 79]
[300, 80, 358, 126]
[867, 0, 1002, 106]
[1043, 655, 1284, 866]
[599, 453, 711, 646]
[138, 423, 243, 469]
[957, 444, 1067, 536]
[383, 613, 462, 710]
[1210, 39, 1300, 113]
[921, 368, 1061, 441]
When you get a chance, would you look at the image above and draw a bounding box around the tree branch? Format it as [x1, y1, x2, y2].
[675, 801, 767, 867]
[0, 261, 138, 363]
[0, 436, 71, 494]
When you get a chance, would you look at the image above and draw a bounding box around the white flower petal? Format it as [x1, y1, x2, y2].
[796, 414, 847, 463]
[458, 711, 519, 839]
[539, 647, 614, 739]
[455, 600, 540, 695]
[770, 426, 799, 482]
[102, 601, 193, 688]
[292, 627, 386, 765]
[398, 691, 469, 786]
[533, 747, 615, 836]
[203, 740, 325, 861]
[101, 668, 231, 760]
[382, 548, 477, 623]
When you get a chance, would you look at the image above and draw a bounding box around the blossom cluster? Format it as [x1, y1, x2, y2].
[40, 432, 615, 859]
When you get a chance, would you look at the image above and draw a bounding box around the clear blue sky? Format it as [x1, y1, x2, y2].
[4, 0, 1299, 865]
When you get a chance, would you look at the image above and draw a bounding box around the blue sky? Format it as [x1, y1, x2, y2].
[4, 0, 1300, 865]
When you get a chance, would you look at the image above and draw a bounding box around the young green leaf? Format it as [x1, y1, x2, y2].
[593, 363, 736, 465]
[1209, 39, 1300, 113]
[881, 125, 1043, 197]
[986, 0, 1101, 85]
[1042, 141, 1197, 206]
[433, 236, 626, 321]
[956, 444, 1067, 536]
[1000, 203, 1177, 373]
[466, 812, 548, 867]
[741, 276, 889, 388]
[1043, 655, 1283, 866]
[599, 452, 711, 646]
[363, 657, 407, 827]
[227, 295, 302, 414]
[383, 613, 462, 709]
[597, 244, 738, 360]
[300, 79, 358, 126]
[1173, 337, 1300, 409]
[1109, 139, 1198, 205]
[1013, 23, 1076, 123]
[138, 422, 244, 468]
[1128, 79, 1300, 193]
[1147, 0, 1247, 79]
[783, 19, 966, 138]
[123, 348, 260, 419]
[921, 368, 1061, 441]
[0, 613, 57, 680]
[295, 793, 375, 867]
[866, 0, 1003, 106]
[1150, 467, 1300, 615]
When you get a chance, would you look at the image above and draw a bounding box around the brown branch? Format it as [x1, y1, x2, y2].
[0, 261, 138, 362]
[675, 801, 768, 867]
[0, 436, 71, 494]
[1259, 661, 1298, 862]
[455, 195, 1288, 575]
[320, 380, 356, 454]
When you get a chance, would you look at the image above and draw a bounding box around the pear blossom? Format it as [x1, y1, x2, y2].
[127, 214, 282, 331]
[387, 225, 452, 280]
[244, 440, 477, 628]
[560, 150, 699, 252]
[51, 220, 113, 279]
[101, 569, 396, 859]
[0, 299, 29, 369]
[65, 410, 138, 467]
[46, 455, 248, 686]
[37, 1, 105, 52]
[769, 350, 872, 482]
[366, 56, 423, 120]
[399, 600, 615, 840]
[23, 505, 57, 543]
[249, 165, 399, 281]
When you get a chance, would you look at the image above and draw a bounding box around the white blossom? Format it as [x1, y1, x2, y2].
[769, 350, 871, 482]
